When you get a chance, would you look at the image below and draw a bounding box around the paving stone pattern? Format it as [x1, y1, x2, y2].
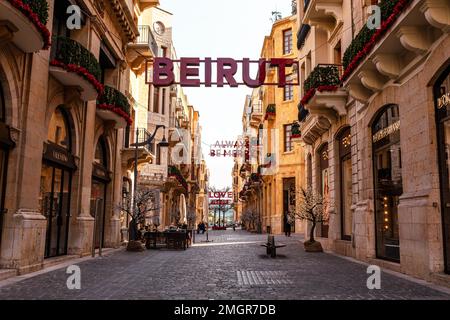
[0, 230, 449, 300]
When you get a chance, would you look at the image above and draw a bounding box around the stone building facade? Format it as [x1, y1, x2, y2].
[233, 14, 306, 235]
[296, 0, 450, 281]
[0, 0, 161, 275]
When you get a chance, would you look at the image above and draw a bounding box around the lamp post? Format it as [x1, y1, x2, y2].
[130, 125, 169, 240]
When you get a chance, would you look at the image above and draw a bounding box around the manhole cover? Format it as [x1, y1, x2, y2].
[236, 271, 292, 286]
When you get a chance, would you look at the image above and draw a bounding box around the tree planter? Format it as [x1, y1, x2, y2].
[304, 240, 323, 252]
[127, 240, 145, 252]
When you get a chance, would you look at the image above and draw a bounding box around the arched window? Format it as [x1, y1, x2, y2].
[94, 136, 107, 168]
[48, 107, 72, 151]
[372, 104, 402, 262]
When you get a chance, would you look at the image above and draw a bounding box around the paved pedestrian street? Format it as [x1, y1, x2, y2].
[0, 230, 449, 300]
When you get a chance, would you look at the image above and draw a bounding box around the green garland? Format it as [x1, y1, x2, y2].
[97, 86, 131, 116]
[53, 36, 102, 82]
[304, 65, 340, 92]
[343, 0, 405, 70]
[266, 104, 276, 114]
[22, 0, 48, 25]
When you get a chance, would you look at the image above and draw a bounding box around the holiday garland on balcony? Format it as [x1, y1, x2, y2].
[168, 165, 188, 191]
[264, 104, 276, 120]
[97, 86, 133, 126]
[301, 65, 341, 105]
[341, 0, 412, 82]
[7, 0, 51, 50]
[50, 37, 104, 94]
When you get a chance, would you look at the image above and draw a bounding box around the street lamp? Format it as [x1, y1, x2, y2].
[130, 125, 169, 239]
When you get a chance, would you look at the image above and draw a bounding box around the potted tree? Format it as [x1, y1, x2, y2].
[288, 187, 328, 252]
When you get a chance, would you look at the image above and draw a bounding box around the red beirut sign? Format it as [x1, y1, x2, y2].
[146, 58, 299, 88]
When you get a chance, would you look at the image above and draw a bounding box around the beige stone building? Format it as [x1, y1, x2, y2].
[0, 0, 164, 275]
[296, 0, 450, 281]
[233, 13, 306, 235]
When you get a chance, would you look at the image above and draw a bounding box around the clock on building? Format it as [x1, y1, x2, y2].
[153, 22, 165, 35]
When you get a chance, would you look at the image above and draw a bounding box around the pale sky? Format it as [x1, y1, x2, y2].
[160, 0, 293, 189]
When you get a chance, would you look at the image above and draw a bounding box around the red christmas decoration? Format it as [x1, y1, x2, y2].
[50, 60, 105, 95]
[97, 104, 133, 126]
[7, 0, 51, 50]
[341, 0, 412, 82]
[300, 85, 339, 105]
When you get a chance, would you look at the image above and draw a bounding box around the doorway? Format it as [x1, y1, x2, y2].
[435, 64, 450, 273]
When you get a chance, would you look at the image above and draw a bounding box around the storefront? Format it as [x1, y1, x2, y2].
[0, 82, 14, 249]
[40, 107, 76, 258]
[91, 136, 111, 249]
[371, 104, 402, 262]
[338, 127, 352, 241]
[434, 64, 450, 274]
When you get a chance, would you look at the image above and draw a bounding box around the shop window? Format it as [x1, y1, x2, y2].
[318, 143, 329, 238]
[372, 104, 402, 262]
[338, 127, 352, 240]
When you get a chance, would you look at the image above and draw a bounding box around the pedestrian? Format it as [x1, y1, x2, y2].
[232, 221, 236, 231]
[285, 222, 291, 237]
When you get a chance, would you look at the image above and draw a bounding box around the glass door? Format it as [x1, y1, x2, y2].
[40, 164, 72, 258]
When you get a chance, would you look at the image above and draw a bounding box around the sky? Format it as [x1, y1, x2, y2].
[160, 0, 293, 189]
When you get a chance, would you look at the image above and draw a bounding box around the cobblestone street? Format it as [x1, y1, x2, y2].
[0, 230, 449, 300]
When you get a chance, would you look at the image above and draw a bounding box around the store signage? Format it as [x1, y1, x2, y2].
[372, 120, 400, 143]
[210, 200, 230, 205]
[209, 191, 233, 199]
[437, 92, 450, 109]
[43, 143, 76, 169]
[146, 58, 299, 88]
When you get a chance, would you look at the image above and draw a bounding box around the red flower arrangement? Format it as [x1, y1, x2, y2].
[97, 104, 133, 126]
[264, 112, 276, 120]
[301, 85, 339, 105]
[7, 0, 51, 50]
[341, 0, 412, 82]
[50, 60, 105, 94]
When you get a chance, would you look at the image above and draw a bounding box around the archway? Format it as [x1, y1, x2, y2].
[40, 106, 76, 258]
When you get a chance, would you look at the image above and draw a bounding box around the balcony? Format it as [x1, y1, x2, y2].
[122, 128, 155, 168]
[250, 100, 263, 127]
[96, 86, 132, 128]
[301, 64, 347, 119]
[300, 114, 332, 145]
[297, 23, 311, 49]
[0, 0, 51, 52]
[127, 25, 158, 69]
[291, 122, 302, 142]
[342, 0, 450, 105]
[264, 104, 276, 121]
[50, 36, 103, 101]
[302, 0, 343, 34]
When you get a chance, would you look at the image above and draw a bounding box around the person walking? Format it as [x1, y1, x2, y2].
[285, 221, 291, 237]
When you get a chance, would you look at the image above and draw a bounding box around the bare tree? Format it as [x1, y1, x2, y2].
[288, 187, 328, 243]
[186, 206, 197, 228]
[241, 210, 258, 231]
[118, 188, 160, 241]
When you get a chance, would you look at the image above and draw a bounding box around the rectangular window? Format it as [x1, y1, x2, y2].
[153, 87, 159, 113]
[283, 29, 292, 55]
[284, 82, 293, 101]
[284, 124, 292, 152]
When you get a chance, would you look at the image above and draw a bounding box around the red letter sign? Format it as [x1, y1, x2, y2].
[153, 57, 175, 86]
